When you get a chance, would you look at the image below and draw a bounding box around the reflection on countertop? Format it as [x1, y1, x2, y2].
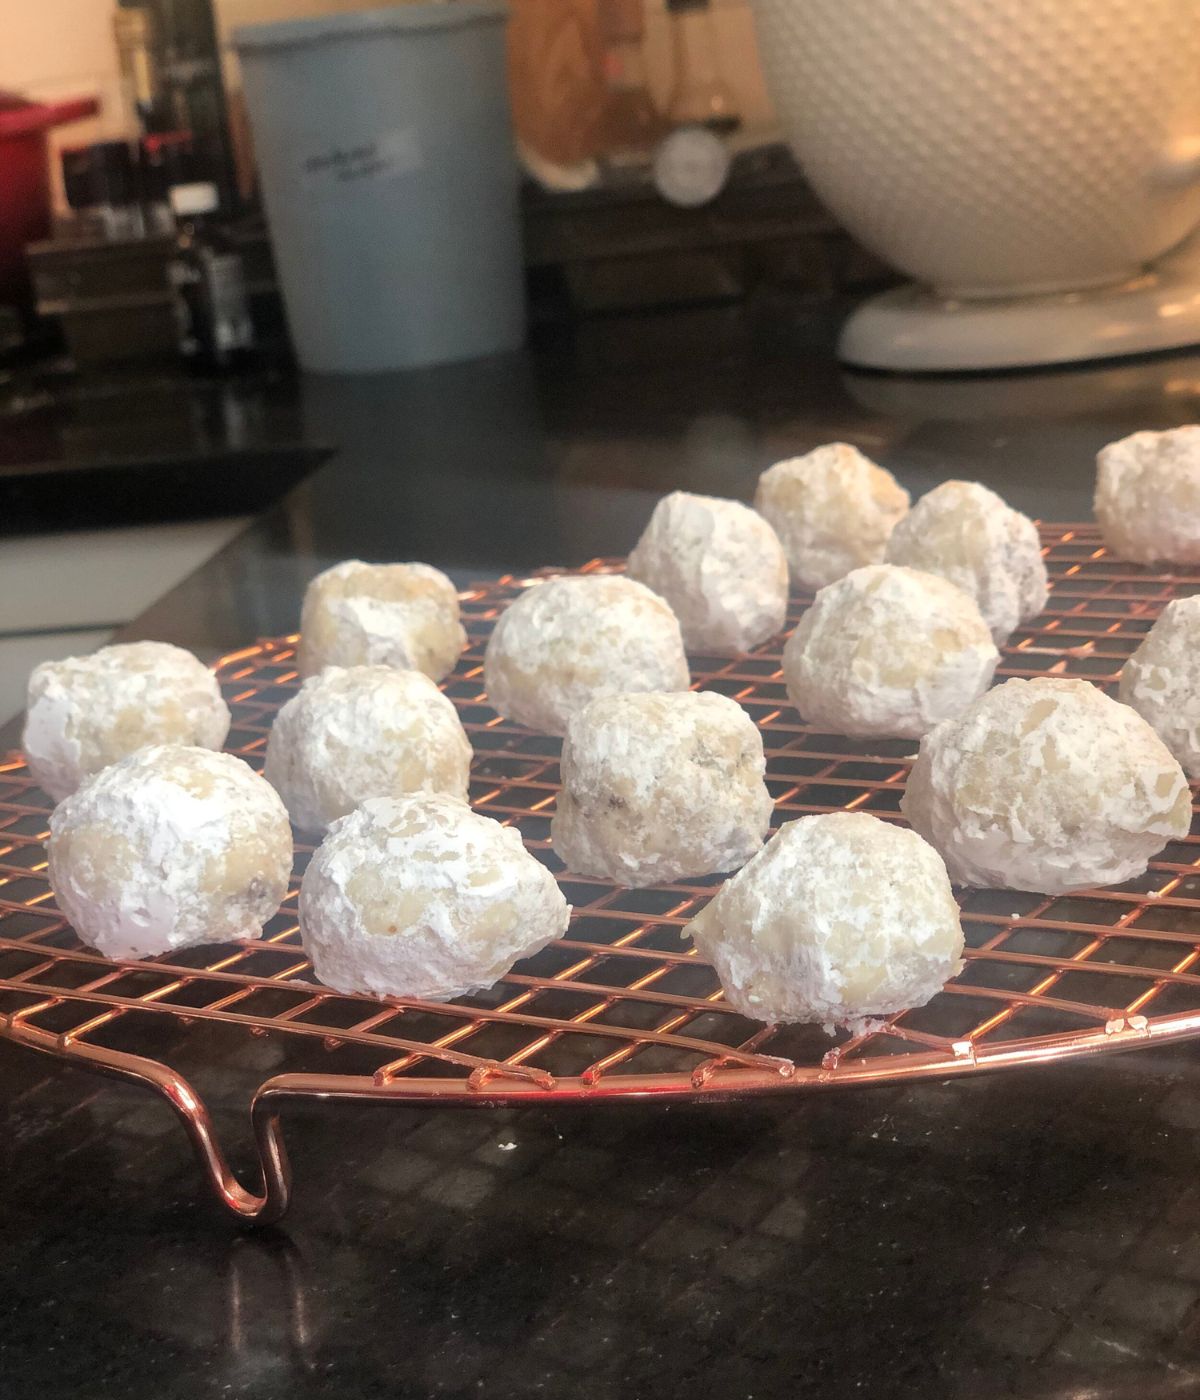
[119, 297, 1200, 658]
[6, 1032, 1200, 1399]
[0, 363, 326, 532]
[6, 293, 1200, 1400]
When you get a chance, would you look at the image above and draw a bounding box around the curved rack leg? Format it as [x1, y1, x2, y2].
[0, 1016, 292, 1224]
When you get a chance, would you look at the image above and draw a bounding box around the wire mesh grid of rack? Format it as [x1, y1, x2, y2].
[3, 523, 1200, 1220]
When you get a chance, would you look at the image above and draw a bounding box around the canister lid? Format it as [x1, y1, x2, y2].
[233, 1, 507, 53]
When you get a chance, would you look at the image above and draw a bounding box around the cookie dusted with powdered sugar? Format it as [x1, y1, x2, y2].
[884, 480, 1047, 645]
[902, 678, 1191, 894]
[48, 745, 292, 960]
[483, 574, 689, 736]
[298, 560, 466, 681]
[23, 641, 230, 801]
[753, 443, 909, 590]
[627, 491, 788, 652]
[264, 665, 472, 834]
[686, 812, 963, 1031]
[783, 565, 998, 739]
[1095, 426, 1200, 564]
[299, 793, 569, 1002]
[551, 690, 772, 886]
[1119, 596, 1200, 778]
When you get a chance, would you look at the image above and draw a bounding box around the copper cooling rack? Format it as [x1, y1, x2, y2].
[3, 523, 1200, 1222]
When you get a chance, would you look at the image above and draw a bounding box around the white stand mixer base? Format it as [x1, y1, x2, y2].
[839, 239, 1200, 372]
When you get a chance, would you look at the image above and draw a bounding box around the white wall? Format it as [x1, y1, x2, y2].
[1, 0, 776, 211]
[215, 0, 774, 128]
[0, 0, 131, 208]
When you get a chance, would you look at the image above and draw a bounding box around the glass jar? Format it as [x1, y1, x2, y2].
[665, 0, 740, 134]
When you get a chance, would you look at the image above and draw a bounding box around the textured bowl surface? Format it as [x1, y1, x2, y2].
[751, 0, 1200, 294]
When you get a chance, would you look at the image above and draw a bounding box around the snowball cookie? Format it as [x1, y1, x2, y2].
[22, 641, 231, 803]
[686, 812, 963, 1029]
[626, 491, 788, 652]
[783, 565, 999, 740]
[483, 574, 690, 735]
[884, 481, 1048, 645]
[552, 690, 772, 885]
[1095, 426, 1200, 564]
[298, 560, 466, 682]
[47, 745, 292, 960]
[902, 677, 1191, 894]
[1118, 596, 1200, 778]
[753, 443, 910, 590]
[264, 665, 472, 834]
[299, 793, 569, 1001]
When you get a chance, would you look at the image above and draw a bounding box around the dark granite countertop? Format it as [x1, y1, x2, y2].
[0, 364, 329, 533]
[6, 296, 1200, 1399]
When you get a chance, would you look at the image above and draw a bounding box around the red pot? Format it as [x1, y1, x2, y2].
[0, 91, 99, 309]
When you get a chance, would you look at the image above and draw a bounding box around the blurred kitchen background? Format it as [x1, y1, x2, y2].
[2, 0, 900, 722]
[7, 0, 1200, 725]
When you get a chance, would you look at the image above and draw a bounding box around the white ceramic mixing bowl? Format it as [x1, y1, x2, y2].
[751, 0, 1200, 298]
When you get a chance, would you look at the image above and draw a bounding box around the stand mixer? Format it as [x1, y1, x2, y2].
[749, 0, 1200, 371]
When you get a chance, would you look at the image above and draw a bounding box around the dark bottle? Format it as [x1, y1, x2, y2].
[116, 0, 240, 210]
[140, 130, 194, 234]
[61, 141, 144, 240]
[168, 180, 253, 371]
